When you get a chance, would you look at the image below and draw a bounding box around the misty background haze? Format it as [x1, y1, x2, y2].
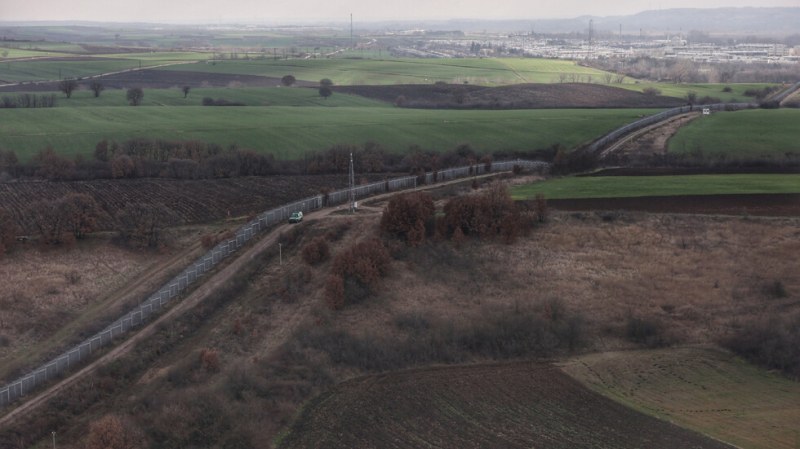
[2, 0, 799, 23]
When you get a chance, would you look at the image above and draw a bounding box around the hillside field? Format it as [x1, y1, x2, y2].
[3, 86, 389, 108]
[668, 108, 800, 159]
[155, 57, 616, 86]
[511, 174, 800, 200]
[0, 107, 657, 161]
[562, 347, 800, 449]
[280, 362, 733, 449]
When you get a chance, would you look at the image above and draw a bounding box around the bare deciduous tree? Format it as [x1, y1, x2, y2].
[281, 74, 296, 86]
[126, 87, 144, 106]
[116, 202, 180, 248]
[89, 80, 105, 98]
[58, 79, 78, 98]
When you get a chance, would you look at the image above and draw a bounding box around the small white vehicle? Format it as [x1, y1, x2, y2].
[288, 211, 303, 223]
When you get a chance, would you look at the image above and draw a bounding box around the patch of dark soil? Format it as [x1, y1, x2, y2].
[281, 361, 734, 449]
[584, 167, 800, 176]
[0, 174, 371, 233]
[546, 194, 800, 216]
[335, 83, 685, 109]
[0, 69, 317, 92]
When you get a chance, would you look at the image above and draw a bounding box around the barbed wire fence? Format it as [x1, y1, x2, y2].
[0, 159, 547, 408]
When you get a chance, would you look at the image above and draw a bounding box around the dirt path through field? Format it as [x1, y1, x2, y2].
[0, 171, 512, 428]
[601, 112, 699, 159]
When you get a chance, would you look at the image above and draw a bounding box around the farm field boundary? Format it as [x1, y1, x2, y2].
[511, 174, 800, 200]
[0, 159, 547, 409]
[545, 193, 800, 216]
[668, 108, 800, 159]
[0, 107, 657, 161]
[279, 360, 733, 449]
[562, 346, 800, 449]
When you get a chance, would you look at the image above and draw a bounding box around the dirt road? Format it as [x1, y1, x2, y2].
[0, 171, 512, 428]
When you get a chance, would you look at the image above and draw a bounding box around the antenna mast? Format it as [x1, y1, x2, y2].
[348, 152, 355, 213]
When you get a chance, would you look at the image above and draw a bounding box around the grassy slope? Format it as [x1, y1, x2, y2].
[0, 59, 166, 82]
[0, 107, 655, 161]
[617, 82, 779, 103]
[17, 87, 390, 108]
[511, 174, 800, 200]
[156, 58, 614, 85]
[562, 347, 800, 449]
[668, 109, 800, 159]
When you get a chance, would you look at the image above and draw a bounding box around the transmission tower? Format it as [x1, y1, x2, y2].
[348, 152, 355, 213]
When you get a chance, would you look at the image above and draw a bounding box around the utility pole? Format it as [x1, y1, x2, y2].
[348, 152, 355, 213]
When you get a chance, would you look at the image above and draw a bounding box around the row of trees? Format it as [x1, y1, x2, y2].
[5, 192, 177, 249]
[589, 56, 800, 84]
[57, 79, 143, 105]
[3, 138, 550, 181]
[0, 94, 57, 108]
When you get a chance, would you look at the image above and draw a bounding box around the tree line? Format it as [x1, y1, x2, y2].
[0, 139, 564, 182]
[0, 191, 179, 256]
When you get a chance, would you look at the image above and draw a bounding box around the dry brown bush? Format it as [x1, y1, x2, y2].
[85, 414, 147, 449]
[442, 183, 521, 243]
[380, 192, 434, 246]
[302, 237, 330, 265]
[0, 209, 16, 256]
[200, 348, 221, 372]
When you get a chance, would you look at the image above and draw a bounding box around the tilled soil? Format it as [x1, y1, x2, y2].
[547, 193, 800, 217]
[335, 83, 685, 109]
[281, 361, 734, 449]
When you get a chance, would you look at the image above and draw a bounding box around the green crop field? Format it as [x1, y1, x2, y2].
[0, 58, 169, 82]
[668, 109, 800, 159]
[511, 174, 800, 200]
[618, 82, 780, 103]
[0, 107, 656, 161]
[156, 57, 615, 86]
[10, 86, 389, 108]
[562, 347, 800, 449]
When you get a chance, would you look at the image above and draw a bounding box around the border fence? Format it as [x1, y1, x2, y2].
[0, 159, 547, 408]
[586, 102, 756, 154]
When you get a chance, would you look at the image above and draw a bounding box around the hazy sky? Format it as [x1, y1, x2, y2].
[1, 0, 797, 23]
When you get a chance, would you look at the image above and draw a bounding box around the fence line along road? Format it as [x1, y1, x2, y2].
[0, 159, 547, 409]
[586, 102, 757, 155]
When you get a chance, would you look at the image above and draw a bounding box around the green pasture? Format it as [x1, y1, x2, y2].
[0, 58, 166, 82]
[156, 57, 615, 86]
[0, 47, 74, 59]
[0, 107, 656, 161]
[563, 347, 800, 449]
[669, 109, 800, 159]
[95, 51, 212, 62]
[618, 82, 780, 103]
[511, 174, 800, 200]
[6, 86, 389, 108]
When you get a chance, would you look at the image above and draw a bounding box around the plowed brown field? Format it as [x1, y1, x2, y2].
[0, 175, 355, 233]
[547, 193, 800, 216]
[280, 361, 734, 449]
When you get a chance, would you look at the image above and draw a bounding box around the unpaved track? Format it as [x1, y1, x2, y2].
[0, 213, 305, 428]
[0, 239, 205, 383]
[0, 171, 512, 428]
[600, 112, 699, 159]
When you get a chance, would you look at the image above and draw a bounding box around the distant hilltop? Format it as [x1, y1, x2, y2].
[372, 8, 800, 37]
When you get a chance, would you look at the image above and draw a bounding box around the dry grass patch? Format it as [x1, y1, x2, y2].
[562, 346, 800, 449]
